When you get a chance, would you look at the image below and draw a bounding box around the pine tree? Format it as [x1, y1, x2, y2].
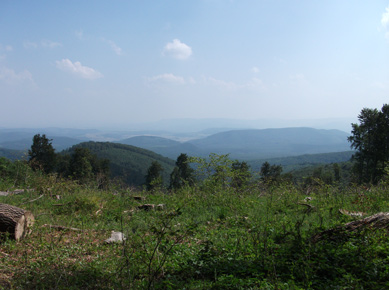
[28, 134, 56, 173]
[169, 153, 194, 190]
[145, 161, 164, 191]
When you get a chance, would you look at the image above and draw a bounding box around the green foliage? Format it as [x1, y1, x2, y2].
[260, 161, 283, 184]
[0, 157, 33, 189]
[28, 134, 57, 173]
[248, 151, 354, 173]
[58, 147, 110, 188]
[231, 160, 251, 189]
[0, 148, 25, 161]
[63, 141, 175, 187]
[348, 104, 389, 184]
[169, 153, 195, 190]
[145, 161, 164, 191]
[189, 153, 236, 191]
[1, 170, 389, 289]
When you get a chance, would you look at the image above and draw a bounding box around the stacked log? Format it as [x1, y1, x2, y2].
[0, 203, 35, 241]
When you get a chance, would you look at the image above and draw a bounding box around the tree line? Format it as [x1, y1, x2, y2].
[146, 103, 389, 190]
[28, 134, 110, 188]
[21, 103, 389, 190]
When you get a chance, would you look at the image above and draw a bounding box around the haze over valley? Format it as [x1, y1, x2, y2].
[0, 1, 387, 186]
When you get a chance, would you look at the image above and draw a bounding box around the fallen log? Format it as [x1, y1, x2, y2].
[41, 224, 82, 231]
[138, 204, 165, 211]
[312, 212, 389, 243]
[0, 203, 35, 241]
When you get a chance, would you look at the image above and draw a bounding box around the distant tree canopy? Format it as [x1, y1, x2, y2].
[28, 134, 56, 174]
[348, 104, 389, 184]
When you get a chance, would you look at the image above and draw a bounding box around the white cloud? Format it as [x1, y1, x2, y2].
[246, 77, 265, 89]
[207, 77, 239, 90]
[23, 41, 38, 49]
[41, 40, 62, 48]
[382, 7, 389, 39]
[289, 73, 309, 87]
[372, 81, 387, 89]
[206, 76, 265, 91]
[251, 66, 260, 73]
[163, 39, 192, 60]
[381, 7, 389, 28]
[148, 73, 186, 84]
[75, 29, 84, 40]
[0, 44, 13, 52]
[56, 59, 103, 80]
[102, 39, 123, 55]
[0, 66, 34, 85]
[0, 45, 12, 60]
[24, 40, 62, 49]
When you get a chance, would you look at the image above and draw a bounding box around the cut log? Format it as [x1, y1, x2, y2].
[138, 204, 155, 211]
[133, 196, 146, 201]
[137, 204, 166, 211]
[312, 212, 389, 243]
[0, 203, 35, 241]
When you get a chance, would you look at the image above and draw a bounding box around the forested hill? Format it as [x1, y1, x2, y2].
[118, 127, 351, 160]
[187, 127, 350, 159]
[248, 151, 354, 173]
[62, 142, 175, 187]
[0, 148, 25, 161]
[0, 136, 82, 152]
[119, 136, 201, 160]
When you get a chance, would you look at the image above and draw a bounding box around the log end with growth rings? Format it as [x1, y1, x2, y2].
[0, 203, 35, 241]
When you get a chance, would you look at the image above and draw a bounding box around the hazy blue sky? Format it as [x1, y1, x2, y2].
[1, 1, 388, 129]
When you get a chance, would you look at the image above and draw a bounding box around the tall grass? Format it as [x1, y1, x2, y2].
[0, 174, 388, 289]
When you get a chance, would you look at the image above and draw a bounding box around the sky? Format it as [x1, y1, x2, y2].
[0, 1, 388, 129]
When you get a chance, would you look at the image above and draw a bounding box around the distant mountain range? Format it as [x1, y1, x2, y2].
[119, 127, 351, 160]
[121, 117, 356, 133]
[1, 126, 355, 186]
[1, 126, 352, 161]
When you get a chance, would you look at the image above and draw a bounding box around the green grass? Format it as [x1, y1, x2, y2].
[1, 175, 389, 289]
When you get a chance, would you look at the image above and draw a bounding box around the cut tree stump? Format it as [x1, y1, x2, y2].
[0, 203, 35, 241]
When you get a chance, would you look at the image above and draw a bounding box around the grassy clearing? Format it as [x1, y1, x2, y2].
[1, 177, 389, 289]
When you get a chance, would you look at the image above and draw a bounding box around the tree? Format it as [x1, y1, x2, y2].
[69, 148, 94, 181]
[348, 104, 389, 183]
[59, 147, 110, 188]
[260, 161, 282, 183]
[28, 134, 56, 173]
[231, 160, 251, 189]
[169, 153, 194, 190]
[145, 161, 164, 191]
[189, 153, 234, 190]
[333, 163, 341, 182]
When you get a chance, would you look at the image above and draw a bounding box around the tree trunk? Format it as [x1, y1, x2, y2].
[0, 203, 35, 241]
